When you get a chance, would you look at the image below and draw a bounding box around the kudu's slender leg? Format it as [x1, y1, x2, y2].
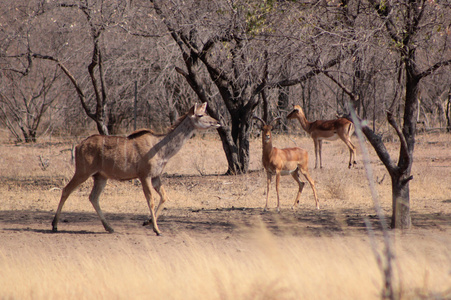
[141, 177, 161, 236]
[88, 175, 113, 233]
[291, 170, 305, 209]
[152, 177, 168, 219]
[52, 172, 91, 232]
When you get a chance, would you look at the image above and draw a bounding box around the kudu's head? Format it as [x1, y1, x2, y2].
[253, 116, 281, 145]
[188, 102, 221, 130]
[287, 105, 303, 120]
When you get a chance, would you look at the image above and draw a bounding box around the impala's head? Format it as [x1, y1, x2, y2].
[253, 116, 281, 144]
[287, 105, 303, 119]
[188, 102, 221, 130]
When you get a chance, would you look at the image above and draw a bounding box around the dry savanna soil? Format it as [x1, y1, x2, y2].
[0, 131, 450, 299]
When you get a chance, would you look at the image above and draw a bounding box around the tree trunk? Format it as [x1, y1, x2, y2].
[390, 174, 412, 229]
[217, 129, 242, 175]
[355, 112, 414, 230]
[391, 60, 420, 229]
[446, 88, 451, 133]
[278, 86, 289, 131]
[220, 108, 253, 175]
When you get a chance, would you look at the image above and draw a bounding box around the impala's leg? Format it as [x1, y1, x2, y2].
[318, 140, 323, 169]
[291, 170, 305, 209]
[340, 136, 357, 169]
[88, 175, 113, 233]
[313, 138, 319, 169]
[347, 139, 357, 168]
[275, 172, 281, 213]
[141, 177, 160, 236]
[299, 166, 319, 209]
[52, 171, 91, 232]
[347, 140, 357, 168]
[264, 172, 272, 211]
[348, 124, 357, 167]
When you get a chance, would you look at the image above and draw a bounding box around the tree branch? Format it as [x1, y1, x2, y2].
[270, 56, 343, 88]
[386, 110, 411, 174]
[417, 59, 451, 80]
[344, 111, 397, 175]
[323, 70, 359, 103]
[31, 53, 95, 119]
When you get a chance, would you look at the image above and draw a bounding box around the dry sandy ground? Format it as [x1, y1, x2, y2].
[1, 155, 449, 257]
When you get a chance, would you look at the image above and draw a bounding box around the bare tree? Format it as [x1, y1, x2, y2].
[367, 0, 451, 229]
[0, 63, 61, 142]
[326, 0, 451, 229]
[149, 0, 347, 174]
[1, 0, 146, 136]
[0, 1, 65, 142]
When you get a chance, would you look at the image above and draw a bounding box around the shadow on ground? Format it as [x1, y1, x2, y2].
[1, 206, 448, 237]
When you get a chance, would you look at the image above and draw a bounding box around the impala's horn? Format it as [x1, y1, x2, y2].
[270, 116, 282, 126]
[253, 115, 266, 126]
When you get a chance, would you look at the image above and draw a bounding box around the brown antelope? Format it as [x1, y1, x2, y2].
[52, 103, 220, 236]
[254, 116, 319, 211]
[287, 105, 356, 169]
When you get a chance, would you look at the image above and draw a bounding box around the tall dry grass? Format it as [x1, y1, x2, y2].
[1, 226, 450, 300]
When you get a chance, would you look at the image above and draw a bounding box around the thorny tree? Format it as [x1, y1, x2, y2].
[325, 0, 451, 229]
[2, 0, 136, 136]
[366, 0, 451, 229]
[149, 0, 345, 174]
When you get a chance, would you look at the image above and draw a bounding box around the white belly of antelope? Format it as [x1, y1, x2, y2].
[280, 168, 297, 176]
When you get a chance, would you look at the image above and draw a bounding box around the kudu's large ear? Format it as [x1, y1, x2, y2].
[198, 102, 207, 114]
[192, 102, 207, 116]
[189, 104, 197, 115]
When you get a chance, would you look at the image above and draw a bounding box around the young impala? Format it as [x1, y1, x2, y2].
[254, 116, 319, 211]
[287, 105, 356, 169]
[52, 103, 220, 236]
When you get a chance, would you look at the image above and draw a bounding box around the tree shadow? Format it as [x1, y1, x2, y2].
[0, 207, 449, 237]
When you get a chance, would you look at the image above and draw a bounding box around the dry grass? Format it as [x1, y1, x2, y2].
[0, 228, 450, 300]
[0, 131, 450, 299]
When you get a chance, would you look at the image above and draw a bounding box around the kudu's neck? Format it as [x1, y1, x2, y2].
[156, 116, 195, 161]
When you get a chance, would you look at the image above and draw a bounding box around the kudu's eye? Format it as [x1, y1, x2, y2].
[196, 114, 203, 118]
